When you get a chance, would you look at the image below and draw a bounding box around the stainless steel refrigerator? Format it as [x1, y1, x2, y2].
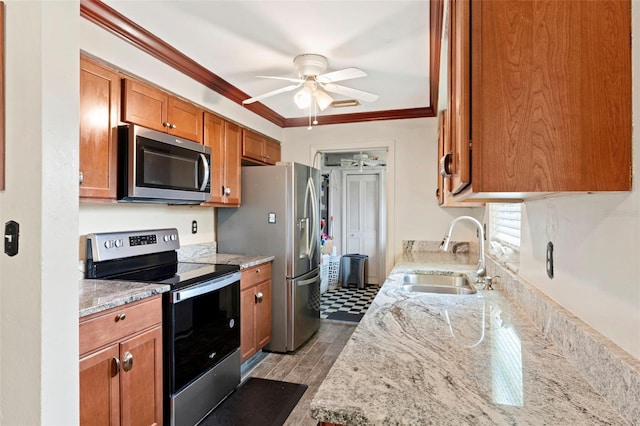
[217, 162, 321, 353]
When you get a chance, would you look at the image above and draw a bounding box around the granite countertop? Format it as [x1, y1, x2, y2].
[310, 252, 625, 425]
[79, 251, 274, 318]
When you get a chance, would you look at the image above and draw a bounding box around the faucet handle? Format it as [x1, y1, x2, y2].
[483, 275, 501, 290]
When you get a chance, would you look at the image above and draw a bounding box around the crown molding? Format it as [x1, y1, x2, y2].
[80, 0, 440, 128]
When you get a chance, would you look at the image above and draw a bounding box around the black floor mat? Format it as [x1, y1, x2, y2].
[326, 310, 364, 322]
[199, 377, 307, 426]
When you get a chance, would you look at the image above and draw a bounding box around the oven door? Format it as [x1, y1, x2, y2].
[166, 271, 240, 395]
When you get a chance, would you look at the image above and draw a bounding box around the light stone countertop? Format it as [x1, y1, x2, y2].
[310, 252, 626, 425]
[79, 251, 273, 318]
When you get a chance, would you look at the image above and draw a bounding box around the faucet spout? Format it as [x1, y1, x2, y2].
[441, 216, 486, 280]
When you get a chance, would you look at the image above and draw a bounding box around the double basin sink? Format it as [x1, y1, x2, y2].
[402, 271, 477, 295]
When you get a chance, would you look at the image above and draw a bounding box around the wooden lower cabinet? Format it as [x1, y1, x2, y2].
[240, 262, 272, 362]
[80, 296, 163, 426]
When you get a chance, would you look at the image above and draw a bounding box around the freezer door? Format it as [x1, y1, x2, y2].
[287, 267, 321, 351]
[291, 163, 321, 277]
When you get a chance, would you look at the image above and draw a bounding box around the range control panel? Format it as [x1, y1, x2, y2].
[86, 228, 180, 262]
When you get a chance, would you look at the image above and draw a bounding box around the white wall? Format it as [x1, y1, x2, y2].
[78, 204, 216, 259]
[281, 118, 479, 276]
[1, 1, 79, 424]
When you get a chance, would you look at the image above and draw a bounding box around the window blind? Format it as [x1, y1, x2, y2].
[488, 203, 521, 249]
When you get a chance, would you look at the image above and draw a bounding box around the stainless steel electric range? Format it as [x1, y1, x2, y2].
[86, 228, 241, 426]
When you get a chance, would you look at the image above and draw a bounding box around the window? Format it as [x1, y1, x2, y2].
[488, 203, 521, 268]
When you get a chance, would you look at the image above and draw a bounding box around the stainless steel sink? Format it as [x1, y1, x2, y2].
[402, 272, 477, 295]
[402, 284, 477, 295]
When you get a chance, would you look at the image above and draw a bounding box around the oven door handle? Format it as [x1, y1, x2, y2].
[171, 271, 240, 303]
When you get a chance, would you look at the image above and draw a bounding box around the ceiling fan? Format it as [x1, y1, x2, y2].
[242, 54, 379, 111]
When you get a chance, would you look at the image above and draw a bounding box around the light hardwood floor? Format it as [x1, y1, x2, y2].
[243, 320, 357, 425]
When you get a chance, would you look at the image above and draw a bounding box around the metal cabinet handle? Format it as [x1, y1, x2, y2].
[224, 187, 232, 196]
[115, 313, 126, 322]
[79, 171, 84, 185]
[440, 152, 453, 177]
[111, 357, 120, 377]
[171, 124, 176, 129]
[163, 122, 170, 128]
[255, 292, 264, 303]
[122, 352, 133, 372]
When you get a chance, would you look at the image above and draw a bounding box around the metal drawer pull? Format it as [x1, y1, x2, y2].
[115, 313, 126, 322]
[122, 352, 134, 372]
[255, 292, 264, 303]
[440, 152, 453, 177]
[224, 187, 232, 196]
[111, 357, 120, 377]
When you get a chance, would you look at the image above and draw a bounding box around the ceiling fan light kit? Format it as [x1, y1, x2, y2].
[243, 53, 379, 128]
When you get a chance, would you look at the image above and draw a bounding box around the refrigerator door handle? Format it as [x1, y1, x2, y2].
[304, 176, 318, 261]
[296, 274, 319, 287]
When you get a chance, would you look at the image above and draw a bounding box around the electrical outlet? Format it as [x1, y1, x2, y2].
[191, 220, 198, 234]
[546, 242, 554, 279]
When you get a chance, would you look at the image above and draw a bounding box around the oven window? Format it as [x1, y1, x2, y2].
[169, 281, 240, 393]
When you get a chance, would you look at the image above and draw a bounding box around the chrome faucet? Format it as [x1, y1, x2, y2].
[440, 216, 487, 283]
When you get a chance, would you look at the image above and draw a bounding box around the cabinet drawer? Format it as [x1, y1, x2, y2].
[241, 263, 271, 290]
[80, 296, 162, 356]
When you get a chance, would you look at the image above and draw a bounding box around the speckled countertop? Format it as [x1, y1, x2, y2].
[310, 252, 625, 425]
[79, 250, 274, 318]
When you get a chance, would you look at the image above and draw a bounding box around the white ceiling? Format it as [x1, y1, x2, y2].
[101, 0, 431, 121]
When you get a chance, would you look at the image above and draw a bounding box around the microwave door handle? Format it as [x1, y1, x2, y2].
[198, 153, 210, 192]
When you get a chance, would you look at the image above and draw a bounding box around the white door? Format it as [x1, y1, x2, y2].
[344, 173, 380, 285]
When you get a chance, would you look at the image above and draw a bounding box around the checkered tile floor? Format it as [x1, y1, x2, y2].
[320, 285, 380, 322]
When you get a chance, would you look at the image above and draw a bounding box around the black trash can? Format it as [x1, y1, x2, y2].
[339, 254, 368, 289]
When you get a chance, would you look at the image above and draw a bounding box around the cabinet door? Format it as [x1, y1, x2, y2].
[119, 326, 163, 426]
[263, 139, 281, 165]
[80, 344, 120, 426]
[240, 287, 256, 363]
[471, 0, 631, 193]
[204, 112, 225, 204]
[448, 0, 471, 194]
[167, 96, 203, 142]
[254, 280, 271, 350]
[79, 57, 119, 199]
[242, 130, 265, 163]
[224, 121, 242, 205]
[121, 79, 167, 133]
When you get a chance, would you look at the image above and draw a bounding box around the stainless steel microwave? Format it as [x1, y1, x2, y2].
[117, 125, 211, 204]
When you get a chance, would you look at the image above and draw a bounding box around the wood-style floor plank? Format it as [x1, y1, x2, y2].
[243, 320, 357, 425]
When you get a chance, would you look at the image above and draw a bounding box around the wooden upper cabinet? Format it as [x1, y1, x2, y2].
[79, 56, 120, 200]
[242, 129, 281, 165]
[449, 0, 631, 201]
[122, 78, 203, 142]
[203, 112, 241, 206]
[264, 138, 281, 165]
[447, 0, 471, 195]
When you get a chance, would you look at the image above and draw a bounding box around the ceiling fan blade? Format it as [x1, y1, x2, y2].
[242, 83, 302, 104]
[322, 83, 379, 103]
[317, 68, 367, 84]
[257, 75, 305, 83]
